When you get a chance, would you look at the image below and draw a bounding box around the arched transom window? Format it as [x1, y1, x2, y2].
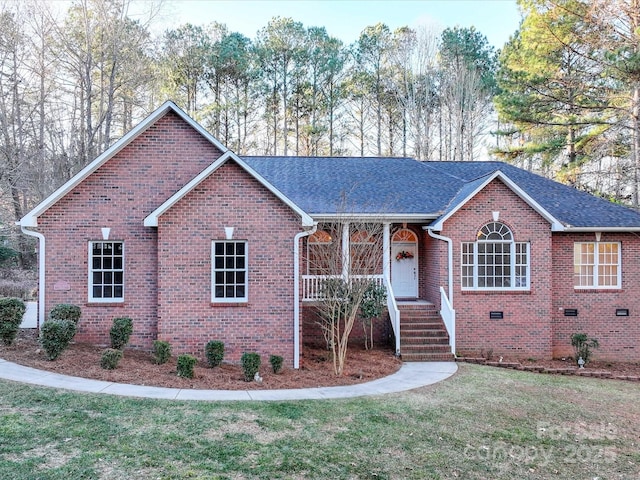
[462, 222, 529, 290]
[392, 228, 418, 243]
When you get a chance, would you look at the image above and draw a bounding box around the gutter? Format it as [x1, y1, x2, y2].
[293, 222, 318, 369]
[425, 227, 453, 305]
[19, 225, 45, 329]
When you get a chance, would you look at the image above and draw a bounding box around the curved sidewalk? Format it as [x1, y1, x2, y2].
[0, 358, 457, 401]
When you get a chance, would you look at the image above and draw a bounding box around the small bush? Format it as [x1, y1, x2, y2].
[0, 297, 26, 345]
[269, 354, 283, 374]
[571, 333, 599, 365]
[152, 340, 172, 365]
[205, 340, 225, 367]
[49, 304, 81, 324]
[177, 354, 197, 378]
[100, 348, 123, 370]
[40, 319, 77, 360]
[110, 317, 133, 350]
[241, 352, 261, 381]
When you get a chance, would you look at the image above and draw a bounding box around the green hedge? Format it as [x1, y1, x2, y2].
[177, 354, 197, 378]
[241, 352, 261, 381]
[100, 348, 123, 370]
[205, 340, 224, 367]
[49, 304, 81, 324]
[269, 354, 284, 374]
[152, 340, 171, 365]
[0, 297, 26, 346]
[40, 319, 77, 360]
[110, 317, 133, 350]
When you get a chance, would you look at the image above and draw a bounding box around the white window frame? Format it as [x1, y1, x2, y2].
[461, 222, 530, 291]
[211, 240, 248, 303]
[574, 242, 621, 289]
[88, 241, 124, 303]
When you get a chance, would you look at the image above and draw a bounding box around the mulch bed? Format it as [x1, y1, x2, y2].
[0, 329, 402, 390]
[457, 356, 640, 382]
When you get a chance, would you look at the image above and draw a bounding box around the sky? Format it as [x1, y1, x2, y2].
[158, 0, 522, 49]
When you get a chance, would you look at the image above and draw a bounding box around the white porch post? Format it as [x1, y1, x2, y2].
[383, 222, 390, 279]
[341, 222, 350, 280]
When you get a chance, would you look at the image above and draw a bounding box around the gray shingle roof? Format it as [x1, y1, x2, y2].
[243, 156, 640, 229]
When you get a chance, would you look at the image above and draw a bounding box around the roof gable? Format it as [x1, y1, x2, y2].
[425, 161, 640, 230]
[19, 101, 228, 227]
[429, 170, 564, 232]
[144, 152, 314, 227]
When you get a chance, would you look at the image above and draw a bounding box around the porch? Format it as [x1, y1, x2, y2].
[299, 221, 455, 360]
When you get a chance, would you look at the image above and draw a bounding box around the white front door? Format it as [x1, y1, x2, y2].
[391, 242, 418, 298]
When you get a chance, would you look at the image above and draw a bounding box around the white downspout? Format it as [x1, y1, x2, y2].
[20, 226, 45, 329]
[426, 228, 453, 305]
[293, 222, 317, 369]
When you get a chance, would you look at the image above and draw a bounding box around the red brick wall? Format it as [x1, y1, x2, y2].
[442, 179, 554, 359]
[156, 160, 303, 365]
[37, 111, 223, 349]
[551, 233, 640, 361]
[301, 305, 392, 349]
[422, 230, 447, 307]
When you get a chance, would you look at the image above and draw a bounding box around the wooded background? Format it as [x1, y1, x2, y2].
[2, 0, 639, 267]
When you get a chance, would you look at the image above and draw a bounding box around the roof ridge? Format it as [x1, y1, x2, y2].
[419, 161, 468, 182]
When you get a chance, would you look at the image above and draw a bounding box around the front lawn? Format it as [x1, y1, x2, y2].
[1, 364, 638, 479]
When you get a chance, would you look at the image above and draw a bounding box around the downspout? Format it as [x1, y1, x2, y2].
[293, 222, 317, 369]
[426, 228, 453, 305]
[20, 226, 45, 329]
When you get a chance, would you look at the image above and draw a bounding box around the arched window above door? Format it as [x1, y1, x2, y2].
[392, 229, 418, 243]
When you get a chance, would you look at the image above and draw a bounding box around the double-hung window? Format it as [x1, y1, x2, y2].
[89, 241, 124, 302]
[574, 242, 620, 289]
[461, 222, 529, 290]
[212, 240, 248, 302]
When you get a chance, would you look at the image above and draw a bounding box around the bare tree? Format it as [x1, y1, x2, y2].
[307, 220, 384, 376]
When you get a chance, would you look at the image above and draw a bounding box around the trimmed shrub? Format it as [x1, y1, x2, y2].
[205, 340, 225, 367]
[0, 297, 26, 345]
[110, 317, 133, 350]
[152, 340, 172, 365]
[177, 354, 197, 378]
[269, 354, 284, 374]
[100, 348, 123, 370]
[241, 352, 261, 381]
[49, 304, 81, 324]
[40, 319, 77, 360]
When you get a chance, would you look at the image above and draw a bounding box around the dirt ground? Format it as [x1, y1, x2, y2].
[0, 330, 402, 390]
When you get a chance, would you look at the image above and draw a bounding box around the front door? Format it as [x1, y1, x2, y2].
[391, 229, 419, 298]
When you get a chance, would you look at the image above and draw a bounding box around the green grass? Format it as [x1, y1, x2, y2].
[1, 364, 639, 479]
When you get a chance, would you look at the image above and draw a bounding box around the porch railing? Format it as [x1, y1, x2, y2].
[440, 286, 456, 354]
[383, 274, 401, 356]
[302, 273, 400, 356]
[301, 274, 384, 301]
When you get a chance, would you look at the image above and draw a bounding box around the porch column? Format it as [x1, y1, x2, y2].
[383, 222, 390, 279]
[341, 222, 350, 280]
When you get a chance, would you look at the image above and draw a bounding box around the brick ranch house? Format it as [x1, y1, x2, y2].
[19, 101, 640, 367]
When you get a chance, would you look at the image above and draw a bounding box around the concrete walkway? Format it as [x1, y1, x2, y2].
[0, 357, 457, 401]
